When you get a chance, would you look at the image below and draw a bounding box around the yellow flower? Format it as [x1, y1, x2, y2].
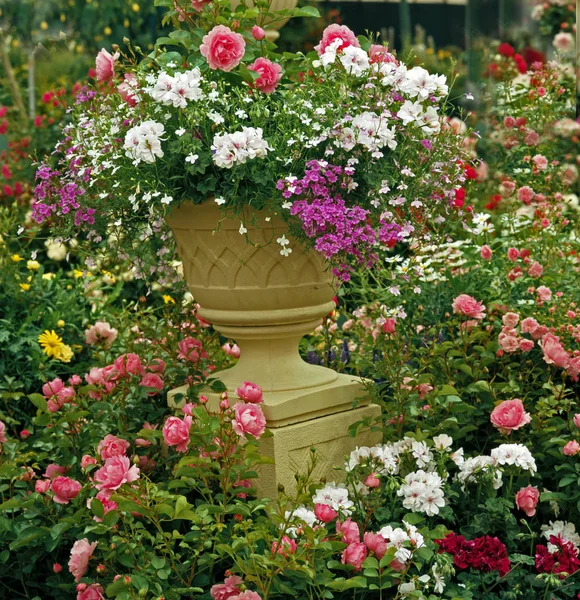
[131, 2, 140, 11]
[19, 283, 31, 291]
[162, 294, 175, 305]
[123, 18, 130, 27]
[60, 13, 66, 22]
[27, 260, 40, 271]
[104, 26, 112, 35]
[42, 273, 55, 280]
[57, 319, 65, 327]
[38, 330, 63, 358]
[54, 344, 74, 363]
[73, 269, 85, 278]
[11, 254, 23, 262]
[40, 21, 48, 30]
[102, 270, 116, 284]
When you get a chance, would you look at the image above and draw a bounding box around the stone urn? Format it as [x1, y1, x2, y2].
[229, 0, 298, 41]
[167, 201, 380, 494]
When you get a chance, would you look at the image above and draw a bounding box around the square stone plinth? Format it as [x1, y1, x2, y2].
[256, 403, 382, 498]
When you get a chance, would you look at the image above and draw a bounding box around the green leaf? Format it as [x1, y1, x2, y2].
[102, 510, 119, 527]
[0, 498, 21, 511]
[293, 5, 320, 17]
[90, 498, 104, 519]
[28, 393, 47, 412]
[10, 527, 47, 549]
[437, 384, 458, 396]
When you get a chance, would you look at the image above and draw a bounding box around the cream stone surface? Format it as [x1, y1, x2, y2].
[256, 404, 382, 497]
[168, 201, 381, 491]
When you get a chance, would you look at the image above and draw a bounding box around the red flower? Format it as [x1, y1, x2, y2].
[498, 42, 515, 57]
[536, 535, 580, 578]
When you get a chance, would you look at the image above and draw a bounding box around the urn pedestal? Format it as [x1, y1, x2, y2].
[168, 202, 381, 496]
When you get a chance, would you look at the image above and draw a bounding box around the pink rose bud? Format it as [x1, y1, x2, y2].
[314, 503, 338, 523]
[364, 473, 380, 488]
[480, 245, 492, 260]
[573, 414, 580, 429]
[81, 455, 97, 469]
[363, 532, 387, 559]
[252, 25, 266, 40]
[235, 381, 263, 404]
[95, 48, 119, 82]
[35, 479, 51, 493]
[220, 398, 230, 410]
[336, 518, 360, 544]
[515, 485, 540, 517]
[382, 318, 396, 334]
[271, 535, 297, 557]
[199, 395, 208, 404]
[53, 562, 63, 573]
[563, 440, 580, 456]
[20, 429, 31, 439]
[182, 402, 195, 416]
[341, 542, 367, 571]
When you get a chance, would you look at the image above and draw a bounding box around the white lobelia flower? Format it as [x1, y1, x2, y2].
[160, 194, 173, 205]
[239, 223, 248, 235]
[214, 197, 226, 206]
[185, 153, 199, 164]
[175, 128, 186, 136]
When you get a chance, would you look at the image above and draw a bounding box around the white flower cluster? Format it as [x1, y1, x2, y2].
[541, 521, 580, 549]
[123, 120, 165, 164]
[490, 444, 537, 474]
[146, 69, 203, 108]
[284, 506, 317, 536]
[211, 127, 270, 169]
[377, 521, 425, 564]
[397, 469, 446, 516]
[312, 483, 354, 515]
[339, 111, 397, 155]
[347, 437, 435, 474]
[456, 455, 503, 490]
[397, 100, 441, 135]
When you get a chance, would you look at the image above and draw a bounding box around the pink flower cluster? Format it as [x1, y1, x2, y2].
[210, 575, 261, 600]
[232, 383, 266, 440]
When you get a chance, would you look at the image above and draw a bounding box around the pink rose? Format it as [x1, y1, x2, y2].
[93, 456, 140, 492]
[113, 353, 145, 377]
[363, 532, 387, 559]
[90, 491, 118, 521]
[382, 318, 396, 334]
[44, 463, 67, 478]
[315, 24, 359, 56]
[452, 294, 486, 319]
[314, 503, 338, 523]
[81, 455, 97, 469]
[490, 398, 531, 434]
[567, 357, 580, 379]
[35, 479, 50, 493]
[364, 473, 380, 488]
[77, 584, 104, 600]
[540, 333, 570, 368]
[162, 415, 192, 452]
[498, 332, 520, 353]
[85, 321, 118, 347]
[521, 317, 539, 334]
[573, 414, 580, 429]
[515, 486, 540, 517]
[235, 381, 263, 404]
[221, 342, 241, 358]
[42, 378, 64, 397]
[502, 312, 520, 328]
[251, 25, 265, 40]
[480, 245, 492, 260]
[247, 57, 282, 94]
[341, 542, 367, 570]
[536, 286, 552, 302]
[369, 44, 398, 64]
[148, 358, 166, 373]
[117, 73, 137, 106]
[336, 518, 360, 544]
[53, 562, 63, 573]
[235, 591, 262, 600]
[0, 420, 6, 443]
[139, 373, 164, 395]
[200, 25, 246, 72]
[507, 247, 519, 261]
[232, 403, 267, 439]
[210, 575, 243, 600]
[97, 434, 130, 460]
[563, 440, 580, 456]
[520, 339, 534, 352]
[51, 476, 82, 504]
[69, 538, 98, 582]
[271, 535, 297, 556]
[95, 48, 119, 82]
[177, 337, 207, 363]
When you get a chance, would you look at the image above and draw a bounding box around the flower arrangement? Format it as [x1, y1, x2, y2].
[30, 0, 472, 281]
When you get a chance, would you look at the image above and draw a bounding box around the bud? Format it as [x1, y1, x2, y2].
[53, 563, 63, 573]
[252, 25, 265, 40]
[96, 564, 107, 575]
[199, 395, 208, 404]
[124, 575, 131, 585]
[573, 414, 580, 429]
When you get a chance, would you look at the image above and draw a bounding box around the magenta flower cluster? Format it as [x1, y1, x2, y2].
[277, 161, 403, 281]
